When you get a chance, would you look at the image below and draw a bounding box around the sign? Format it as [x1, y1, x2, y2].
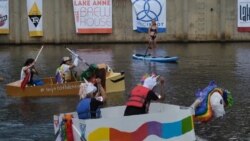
[73, 0, 112, 34]
[0, 0, 9, 34]
[131, 0, 166, 33]
[238, 0, 250, 32]
[27, 0, 43, 36]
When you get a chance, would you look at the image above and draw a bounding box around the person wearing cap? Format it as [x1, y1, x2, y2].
[76, 78, 106, 119]
[124, 74, 164, 116]
[55, 56, 79, 83]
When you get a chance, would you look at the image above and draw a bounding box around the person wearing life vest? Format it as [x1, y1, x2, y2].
[76, 78, 106, 119]
[55, 56, 79, 83]
[124, 74, 164, 116]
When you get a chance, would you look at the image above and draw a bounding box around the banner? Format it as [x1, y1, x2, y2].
[238, 0, 250, 32]
[27, 0, 43, 37]
[0, 0, 9, 34]
[73, 0, 112, 34]
[131, 0, 166, 33]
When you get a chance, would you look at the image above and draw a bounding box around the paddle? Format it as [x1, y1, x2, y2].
[66, 47, 90, 66]
[35, 45, 44, 62]
[144, 46, 150, 57]
[144, 35, 152, 57]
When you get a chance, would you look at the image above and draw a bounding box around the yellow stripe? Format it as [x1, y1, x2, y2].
[29, 31, 43, 37]
[0, 29, 9, 34]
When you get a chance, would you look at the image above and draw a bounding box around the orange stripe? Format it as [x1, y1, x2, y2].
[77, 28, 112, 34]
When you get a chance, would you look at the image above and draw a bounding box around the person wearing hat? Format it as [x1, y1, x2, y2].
[55, 56, 79, 83]
[77, 78, 106, 119]
[124, 74, 164, 116]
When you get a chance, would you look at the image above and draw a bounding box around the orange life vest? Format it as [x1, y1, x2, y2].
[126, 85, 150, 107]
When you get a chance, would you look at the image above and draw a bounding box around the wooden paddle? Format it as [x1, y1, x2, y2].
[66, 47, 90, 66]
[35, 45, 44, 62]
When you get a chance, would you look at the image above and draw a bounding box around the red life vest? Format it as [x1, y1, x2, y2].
[126, 85, 150, 108]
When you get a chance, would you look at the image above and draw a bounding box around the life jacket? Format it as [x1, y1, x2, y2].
[126, 85, 150, 108]
[76, 98, 101, 119]
[195, 87, 224, 122]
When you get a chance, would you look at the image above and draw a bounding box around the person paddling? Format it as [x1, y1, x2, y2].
[148, 19, 158, 56]
[124, 74, 164, 116]
[55, 56, 79, 83]
[76, 78, 106, 119]
[20, 58, 39, 89]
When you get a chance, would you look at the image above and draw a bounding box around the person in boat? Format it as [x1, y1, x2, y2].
[55, 56, 79, 83]
[81, 63, 110, 88]
[148, 19, 158, 51]
[124, 74, 164, 116]
[76, 78, 106, 119]
[20, 58, 43, 88]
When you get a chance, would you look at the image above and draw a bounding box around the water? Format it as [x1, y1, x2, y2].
[0, 43, 249, 141]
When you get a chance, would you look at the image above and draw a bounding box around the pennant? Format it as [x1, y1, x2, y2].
[27, 0, 43, 36]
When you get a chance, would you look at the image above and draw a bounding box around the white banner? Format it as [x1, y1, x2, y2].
[27, 0, 43, 36]
[0, 0, 9, 34]
[131, 0, 166, 33]
[73, 0, 112, 34]
[238, 0, 250, 32]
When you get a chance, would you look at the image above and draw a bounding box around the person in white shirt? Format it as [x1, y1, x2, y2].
[55, 56, 79, 83]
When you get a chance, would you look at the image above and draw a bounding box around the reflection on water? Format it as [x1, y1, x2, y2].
[0, 43, 250, 140]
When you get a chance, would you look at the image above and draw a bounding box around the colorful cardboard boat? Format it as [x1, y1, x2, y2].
[132, 54, 179, 63]
[53, 103, 196, 141]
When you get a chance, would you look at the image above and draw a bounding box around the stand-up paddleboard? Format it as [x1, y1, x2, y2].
[132, 53, 179, 63]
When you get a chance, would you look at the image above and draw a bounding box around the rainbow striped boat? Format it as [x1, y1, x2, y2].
[53, 103, 196, 141]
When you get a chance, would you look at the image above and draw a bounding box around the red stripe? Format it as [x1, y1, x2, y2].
[238, 27, 250, 32]
[77, 28, 112, 33]
[21, 72, 30, 90]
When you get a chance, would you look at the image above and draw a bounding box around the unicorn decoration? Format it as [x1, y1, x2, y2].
[191, 81, 233, 122]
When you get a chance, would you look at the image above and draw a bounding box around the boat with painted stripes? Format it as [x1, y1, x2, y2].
[53, 103, 196, 141]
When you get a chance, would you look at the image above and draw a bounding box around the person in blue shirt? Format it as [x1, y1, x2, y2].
[76, 78, 106, 119]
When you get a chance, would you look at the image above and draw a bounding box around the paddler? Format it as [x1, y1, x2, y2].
[76, 78, 106, 119]
[124, 74, 165, 116]
[20, 58, 42, 89]
[55, 56, 79, 83]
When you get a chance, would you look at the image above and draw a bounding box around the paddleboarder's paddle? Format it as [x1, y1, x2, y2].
[144, 46, 150, 57]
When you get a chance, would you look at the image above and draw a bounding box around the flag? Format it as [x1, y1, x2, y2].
[27, 0, 43, 36]
[131, 0, 166, 33]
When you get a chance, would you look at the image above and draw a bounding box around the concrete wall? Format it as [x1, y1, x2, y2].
[0, 0, 249, 44]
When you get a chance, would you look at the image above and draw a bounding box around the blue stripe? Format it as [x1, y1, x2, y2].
[135, 27, 166, 33]
[162, 121, 182, 138]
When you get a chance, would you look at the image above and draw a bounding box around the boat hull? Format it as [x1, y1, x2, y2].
[6, 72, 125, 97]
[132, 54, 178, 63]
[54, 103, 196, 141]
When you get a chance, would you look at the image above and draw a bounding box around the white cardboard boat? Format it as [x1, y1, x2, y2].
[53, 103, 196, 141]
